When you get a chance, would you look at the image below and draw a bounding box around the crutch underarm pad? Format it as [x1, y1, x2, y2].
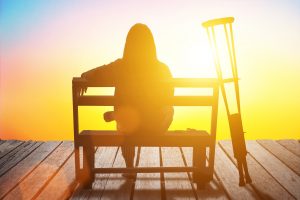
[202, 17, 234, 28]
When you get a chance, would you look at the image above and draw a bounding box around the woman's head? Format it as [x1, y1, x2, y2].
[123, 23, 157, 63]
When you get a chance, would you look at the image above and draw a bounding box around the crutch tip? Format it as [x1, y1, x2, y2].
[246, 176, 252, 184]
[239, 179, 246, 186]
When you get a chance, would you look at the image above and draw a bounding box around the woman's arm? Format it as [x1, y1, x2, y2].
[81, 59, 121, 81]
[79, 59, 121, 95]
[162, 63, 174, 97]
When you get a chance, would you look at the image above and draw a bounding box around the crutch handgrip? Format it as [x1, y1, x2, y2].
[202, 17, 234, 28]
[222, 77, 240, 84]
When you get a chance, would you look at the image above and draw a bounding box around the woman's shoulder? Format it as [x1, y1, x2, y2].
[156, 60, 168, 68]
[103, 58, 123, 68]
[156, 60, 172, 77]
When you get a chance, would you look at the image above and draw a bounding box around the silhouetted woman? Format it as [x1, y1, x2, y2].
[81, 23, 174, 175]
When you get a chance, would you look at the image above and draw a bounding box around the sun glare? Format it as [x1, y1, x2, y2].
[171, 44, 215, 78]
[165, 29, 234, 79]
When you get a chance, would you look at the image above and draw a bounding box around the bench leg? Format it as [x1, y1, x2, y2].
[74, 143, 80, 181]
[81, 145, 94, 188]
[193, 146, 207, 189]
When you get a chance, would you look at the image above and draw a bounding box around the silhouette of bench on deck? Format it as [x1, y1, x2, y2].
[72, 77, 221, 189]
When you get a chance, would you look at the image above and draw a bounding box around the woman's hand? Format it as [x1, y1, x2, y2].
[104, 111, 115, 122]
[76, 87, 87, 97]
[78, 73, 88, 96]
[79, 87, 88, 96]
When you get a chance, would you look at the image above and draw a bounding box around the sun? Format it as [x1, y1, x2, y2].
[162, 33, 216, 78]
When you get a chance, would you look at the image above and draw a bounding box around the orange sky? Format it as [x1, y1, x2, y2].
[1, 0, 300, 140]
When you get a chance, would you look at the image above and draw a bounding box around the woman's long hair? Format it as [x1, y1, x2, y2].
[123, 23, 157, 66]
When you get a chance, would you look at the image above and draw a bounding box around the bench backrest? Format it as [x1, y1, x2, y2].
[72, 77, 219, 141]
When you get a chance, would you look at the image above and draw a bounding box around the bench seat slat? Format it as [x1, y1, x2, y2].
[76, 130, 211, 146]
[72, 77, 235, 87]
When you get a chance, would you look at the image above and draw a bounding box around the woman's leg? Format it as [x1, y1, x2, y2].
[119, 106, 173, 169]
[116, 118, 135, 170]
[156, 106, 174, 133]
[121, 146, 135, 167]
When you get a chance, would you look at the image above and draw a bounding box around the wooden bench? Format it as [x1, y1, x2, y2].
[72, 77, 220, 189]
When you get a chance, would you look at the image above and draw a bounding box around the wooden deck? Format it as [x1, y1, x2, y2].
[0, 140, 299, 200]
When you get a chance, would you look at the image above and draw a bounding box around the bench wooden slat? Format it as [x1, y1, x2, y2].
[77, 96, 215, 106]
[78, 130, 211, 147]
[219, 141, 294, 200]
[73, 77, 220, 88]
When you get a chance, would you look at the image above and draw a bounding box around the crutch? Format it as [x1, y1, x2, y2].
[202, 17, 252, 186]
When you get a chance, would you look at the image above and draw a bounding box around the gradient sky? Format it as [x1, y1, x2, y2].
[1, 0, 300, 140]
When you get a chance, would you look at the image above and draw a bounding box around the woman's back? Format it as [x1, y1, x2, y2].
[81, 23, 174, 169]
[82, 23, 174, 134]
[113, 59, 173, 133]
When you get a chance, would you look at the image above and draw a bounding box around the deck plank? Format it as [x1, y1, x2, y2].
[0, 141, 35, 167]
[0, 140, 298, 200]
[69, 147, 100, 200]
[181, 147, 229, 200]
[0, 140, 29, 167]
[0, 141, 42, 177]
[214, 145, 259, 200]
[133, 147, 161, 200]
[69, 147, 119, 200]
[246, 140, 300, 199]
[36, 153, 77, 200]
[277, 140, 300, 157]
[257, 140, 300, 176]
[70, 147, 102, 200]
[87, 147, 119, 199]
[161, 147, 196, 200]
[4, 141, 73, 200]
[0, 140, 24, 159]
[0, 141, 60, 199]
[100, 147, 139, 200]
[219, 140, 294, 200]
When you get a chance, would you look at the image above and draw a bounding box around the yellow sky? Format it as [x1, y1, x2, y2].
[0, 0, 300, 140]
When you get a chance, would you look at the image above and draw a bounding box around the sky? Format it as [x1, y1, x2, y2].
[1, 0, 300, 140]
